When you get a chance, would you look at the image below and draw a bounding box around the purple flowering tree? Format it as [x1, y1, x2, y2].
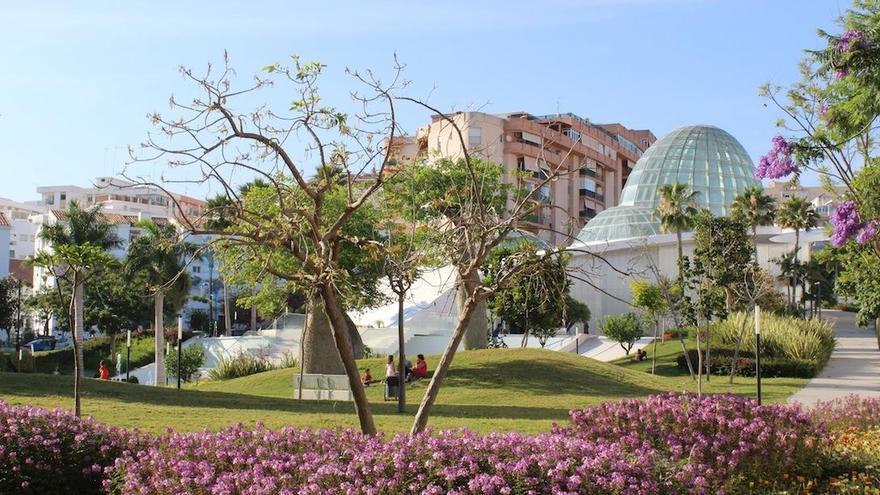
[762, 2, 880, 331]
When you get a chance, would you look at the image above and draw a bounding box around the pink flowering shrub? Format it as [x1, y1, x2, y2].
[811, 395, 880, 433]
[831, 201, 878, 247]
[106, 426, 657, 495]
[557, 393, 825, 494]
[0, 401, 141, 495]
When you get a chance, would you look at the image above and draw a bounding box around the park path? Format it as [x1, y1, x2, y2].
[788, 310, 880, 405]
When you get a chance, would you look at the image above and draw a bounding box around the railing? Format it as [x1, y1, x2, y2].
[580, 168, 597, 178]
[579, 189, 598, 199]
[579, 209, 597, 219]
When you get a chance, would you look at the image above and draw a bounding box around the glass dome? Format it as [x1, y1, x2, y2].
[577, 125, 759, 244]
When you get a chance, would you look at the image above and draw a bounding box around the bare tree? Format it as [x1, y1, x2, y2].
[127, 54, 411, 435]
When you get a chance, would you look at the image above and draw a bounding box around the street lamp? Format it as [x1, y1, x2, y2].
[125, 329, 132, 382]
[814, 281, 822, 321]
[755, 305, 762, 405]
[14, 279, 22, 355]
[176, 315, 183, 390]
[17, 347, 22, 372]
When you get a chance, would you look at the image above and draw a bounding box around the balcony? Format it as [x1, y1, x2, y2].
[579, 208, 597, 219]
[579, 189, 599, 199]
[580, 168, 597, 178]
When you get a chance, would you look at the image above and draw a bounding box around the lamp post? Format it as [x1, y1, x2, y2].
[125, 329, 131, 382]
[208, 253, 215, 337]
[14, 279, 22, 355]
[17, 347, 22, 372]
[755, 305, 762, 405]
[176, 315, 183, 390]
[814, 281, 822, 321]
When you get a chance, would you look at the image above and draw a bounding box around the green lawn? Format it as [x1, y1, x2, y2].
[0, 348, 806, 434]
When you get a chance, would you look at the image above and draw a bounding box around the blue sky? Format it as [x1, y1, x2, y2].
[0, 0, 846, 201]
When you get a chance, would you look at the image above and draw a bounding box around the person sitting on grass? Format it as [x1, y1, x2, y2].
[385, 355, 399, 386]
[636, 348, 648, 362]
[362, 368, 372, 387]
[98, 360, 110, 380]
[410, 354, 428, 380]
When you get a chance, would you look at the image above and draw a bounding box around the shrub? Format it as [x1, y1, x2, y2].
[208, 353, 276, 380]
[557, 392, 825, 493]
[0, 401, 141, 495]
[712, 312, 835, 366]
[676, 348, 820, 378]
[164, 344, 205, 382]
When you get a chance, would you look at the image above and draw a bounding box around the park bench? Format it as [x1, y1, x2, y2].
[293, 373, 353, 401]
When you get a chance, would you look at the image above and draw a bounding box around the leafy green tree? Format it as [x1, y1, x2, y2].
[165, 344, 206, 383]
[31, 244, 115, 416]
[776, 196, 819, 310]
[630, 280, 665, 374]
[125, 220, 194, 387]
[563, 295, 590, 333]
[731, 186, 777, 261]
[0, 277, 17, 344]
[486, 242, 569, 348]
[600, 313, 643, 355]
[655, 183, 699, 282]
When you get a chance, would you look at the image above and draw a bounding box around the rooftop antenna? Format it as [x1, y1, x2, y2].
[555, 97, 561, 117]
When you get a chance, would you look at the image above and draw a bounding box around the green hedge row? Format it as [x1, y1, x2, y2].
[1, 335, 158, 374]
[676, 349, 820, 378]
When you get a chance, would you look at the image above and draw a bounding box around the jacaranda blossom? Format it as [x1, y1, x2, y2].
[755, 136, 797, 179]
[838, 29, 869, 52]
[830, 200, 878, 247]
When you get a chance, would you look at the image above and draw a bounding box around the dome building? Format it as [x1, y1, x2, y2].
[569, 125, 800, 325]
[577, 125, 759, 244]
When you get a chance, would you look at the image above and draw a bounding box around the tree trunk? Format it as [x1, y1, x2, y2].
[154, 292, 165, 387]
[875, 317, 880, 352]
[411, 289, 481, 434]
[302, 296, 345, 374]
[728, 313, 750, 384]
[696, 324, 703, 396]
[250, 286, 258, 332]
[676, 229, 684, 282]
[397, 294, 406, 413]
[793, 229, 800, 309]
[678, 335, 695, 380]
[752, 224, 759, 263]
[651, 320, 658, 375]
[318, 284, 377, 436]
[73, 281, 84, 417]
[457, 271, 488, 350]
[705, 324, 711, 383]
[223, 283, 232, 336]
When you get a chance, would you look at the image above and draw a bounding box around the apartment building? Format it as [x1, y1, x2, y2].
[764, 180, 847, 225]
[0, 197, 46, 261]
[0, 213, 10, 278]
[36, 177, 206, 221]
[391, 111, 655, 245]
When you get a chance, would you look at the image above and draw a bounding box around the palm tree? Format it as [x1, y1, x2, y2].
[731, 186, 777, 262]
[36, 201, 118, 415]
[776, 196, 819, 309]
[126, 221, 194, 386]
[655, 183, 700, 282]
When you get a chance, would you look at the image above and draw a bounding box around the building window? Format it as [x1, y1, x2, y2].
[192, 265, 201, 273]
[517, 157, 526, 171]
[60, 193, 66, 201]
[468, 127, 482, 146]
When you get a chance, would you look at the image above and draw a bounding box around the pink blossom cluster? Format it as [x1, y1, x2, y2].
[0, 401, 143, 494]
[831, 200, 878, 246]
[556, 393, 824, 493]
[811, 395, 880, 433]
[755, 136, 798, 179]
[838, 29, 869, 52]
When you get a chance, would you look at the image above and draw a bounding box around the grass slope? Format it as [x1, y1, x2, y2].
[0, 348, 806, 434]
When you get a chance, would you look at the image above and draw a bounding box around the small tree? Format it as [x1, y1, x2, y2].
[600, 313, 643, 355]
[0, 277, 17, 344]
[630, 280, 666, 374]
[563, 296, 591, 334]
[165, 344, 206, 383]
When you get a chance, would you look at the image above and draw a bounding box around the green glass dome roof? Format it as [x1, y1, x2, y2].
[577, 125, 759, 244]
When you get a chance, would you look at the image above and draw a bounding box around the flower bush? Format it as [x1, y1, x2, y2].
[4, 394, 880, 494]
[557, 393, 825, 493]
[0, 402, 141, 495]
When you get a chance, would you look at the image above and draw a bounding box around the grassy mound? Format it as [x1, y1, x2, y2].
[0, 348, 806, 434]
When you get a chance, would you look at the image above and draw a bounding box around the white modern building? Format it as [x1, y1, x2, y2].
[0, 197, 45, 261]
[569, 125, 819, 324]
[0, 213, 10, 278]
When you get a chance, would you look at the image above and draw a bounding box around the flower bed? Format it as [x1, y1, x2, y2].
[2, 394, 879, 494]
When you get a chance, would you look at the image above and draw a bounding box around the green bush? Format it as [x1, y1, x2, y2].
[676, 349, 819, 378]
[600, 313, 644, 355]
[114, 335, 157, 370]
[712, 312, 835, 366]
[208, 353, 277, 380]
[164, 344, 205, 382]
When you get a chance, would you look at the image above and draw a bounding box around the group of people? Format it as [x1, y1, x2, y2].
[361, 354, 428, 387]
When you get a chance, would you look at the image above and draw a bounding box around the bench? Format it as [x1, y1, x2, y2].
[293, 373, 353, 401]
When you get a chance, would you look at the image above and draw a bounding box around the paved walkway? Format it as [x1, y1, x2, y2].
[580, 336, 653, 362]
[789, 310, 880, 405]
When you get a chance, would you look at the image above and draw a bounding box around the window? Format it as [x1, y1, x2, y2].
[192, 265, 201, 274]
[517, 157, 526, 171]
[468, 127, 481, 146]
[60, 193, 66, 201]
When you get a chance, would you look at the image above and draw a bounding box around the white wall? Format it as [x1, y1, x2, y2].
[0, 226, 10, 277]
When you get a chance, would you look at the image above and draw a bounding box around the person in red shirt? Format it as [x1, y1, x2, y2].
[98, 360, 110, 380]
[361, 368, 372, 387]
[410, 354, 428, 380]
